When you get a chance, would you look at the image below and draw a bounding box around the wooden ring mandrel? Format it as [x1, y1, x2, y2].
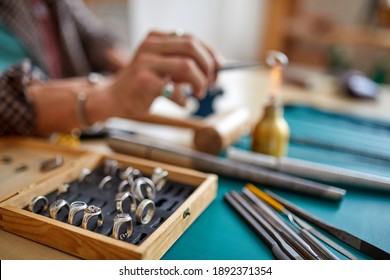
[131, 107, 251, 155]
[194, 107, 251, 154]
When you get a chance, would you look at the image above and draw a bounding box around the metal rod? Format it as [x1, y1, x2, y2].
[298, 229, 338, 260]
[227, 147, 390, 192]
[108, 134, 346, 200]
[290, 136, 390, 163]
[293, 216, 355, 260]
[218, 62, 265, 72]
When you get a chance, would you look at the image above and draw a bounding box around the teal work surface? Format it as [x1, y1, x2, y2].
[162, 105, 390, 260]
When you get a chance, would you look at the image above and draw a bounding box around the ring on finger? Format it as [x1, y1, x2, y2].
[161, 81, 174, 99]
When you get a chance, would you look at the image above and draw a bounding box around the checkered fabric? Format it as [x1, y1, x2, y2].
[0, 0, 118, 78]
[0, 60, 40, 136]
[0, 0, 120, 136]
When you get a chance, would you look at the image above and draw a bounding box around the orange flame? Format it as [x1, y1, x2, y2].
[270, 64, 282, 98]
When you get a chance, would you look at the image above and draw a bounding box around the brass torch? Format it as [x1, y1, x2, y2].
[251, 51, 290, 157]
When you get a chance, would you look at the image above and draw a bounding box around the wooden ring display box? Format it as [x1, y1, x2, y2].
[0, 138, 217, 259]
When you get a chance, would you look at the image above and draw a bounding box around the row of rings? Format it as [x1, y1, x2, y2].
[28, 196, 155, 240]
[79, 161, 169, 193]
[29, 197, 103, 229]
[78, 163, 141, 185]
[48, 199, 103, 229]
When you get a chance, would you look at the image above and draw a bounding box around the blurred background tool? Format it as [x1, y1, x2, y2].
[192, 86, 224, 117]
[340, 70, 380, 99]
[264, 190, 390, 260]
[227, 147, 390, 192]
[108, 133, 346, 200]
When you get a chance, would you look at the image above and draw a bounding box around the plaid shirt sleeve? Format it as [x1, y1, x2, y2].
[0, 60, 43, 136]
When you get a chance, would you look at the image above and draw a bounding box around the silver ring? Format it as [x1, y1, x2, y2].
[87, 72, 103, 85]
[170, 28, 184, 37]
[120, 167, 142, 184]
[135, 199, 155, 224]
[128, 168, 142, 187]
[68, 201, 87, 225]
[98, 175, 113, 190]
[120, 167, 132, 180]
[49, 199, 70, 220]
[118, 168, 142, 193]
[56, 183, 70, 197]
[82, 205, 103, 230]
[119, 167, 133, 181]
[117, 180, 131, 193]
[79, 168, 92, 184]
[40, 155, 63, 172]
[161, 81, 174, 99]
[28, 195, 49, 213]
[115, 191, 137, 214]
[134, 177, 156, 201]
[104, 159, 119, 177]
[112, 213, 133, 240]
[151, 167, 169, 191]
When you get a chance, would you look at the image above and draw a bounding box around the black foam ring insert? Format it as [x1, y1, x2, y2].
[24, 165, 195, 246]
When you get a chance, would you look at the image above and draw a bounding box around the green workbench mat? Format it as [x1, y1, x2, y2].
[163, 105, 390, 260]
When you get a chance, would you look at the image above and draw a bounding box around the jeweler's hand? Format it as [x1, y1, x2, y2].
[94, 30, 223, 120]
[23, 31, 222, 136]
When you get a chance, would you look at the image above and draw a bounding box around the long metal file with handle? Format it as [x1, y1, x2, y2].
[264, 190, 390, 260]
